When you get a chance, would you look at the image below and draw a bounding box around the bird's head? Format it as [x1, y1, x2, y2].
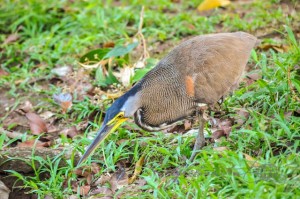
[77, 85, 141, 166]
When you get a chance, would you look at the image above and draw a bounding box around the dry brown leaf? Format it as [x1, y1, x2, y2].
[94, 174, 111, 186]
[0, 181, 10, 199]
[68, 195, 78, 199]
[40, 111, 55, 120]
[213, 146, 229, 152]
[59, 126, 78, 138]
[3, 33, 19, 45]
[212, 129, 226, 140]
[91, 163, 101, 174]
[184, 120, 192, 130]
[218, 119, 232, 136]
[44, 195, 54, 199]
[247, 72, 261, 81]
[25, 112, 48, 135]
[0, 69, 9, 77]
[71, 181, 90, 196]
[236, 108, 250, 126]
[53, 93, 73, 113]
[110, 164, 128, 193]
[19, 101, 33, 113]
[258, 43, 290, 53]
[198, 0, 230, 11]
[17, 139, 49, 148]
[103, 42, 115, 48]
[243, 153, 260, 167]
[79, 185, 90, 196]
[90, 187, 113, 198]
[128, 155, 145, 184]
[244, 71, 262, 86]
[74, 168, 91, 178]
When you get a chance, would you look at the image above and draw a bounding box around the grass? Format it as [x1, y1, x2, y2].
[0, 0, 300, 198]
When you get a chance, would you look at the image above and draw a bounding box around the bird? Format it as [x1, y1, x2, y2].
[77, 32, 258, 166]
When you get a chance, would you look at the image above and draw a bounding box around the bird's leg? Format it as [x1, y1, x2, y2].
[189, 106, 207, 162]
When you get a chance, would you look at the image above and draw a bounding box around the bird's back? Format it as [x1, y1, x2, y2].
[136, 32, 257, 129]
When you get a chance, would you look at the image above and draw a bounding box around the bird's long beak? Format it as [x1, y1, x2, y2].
[77, 113, 128, 166]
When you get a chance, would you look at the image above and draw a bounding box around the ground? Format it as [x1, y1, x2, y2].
[0, 0, 300, 198]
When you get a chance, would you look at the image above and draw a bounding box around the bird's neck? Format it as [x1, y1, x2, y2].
[120, 84, 142, 118]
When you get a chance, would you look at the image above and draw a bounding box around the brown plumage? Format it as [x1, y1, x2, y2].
[134, 32, 257, 130]
[77, 32, 258, 165]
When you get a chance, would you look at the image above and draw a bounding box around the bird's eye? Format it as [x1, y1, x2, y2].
[117, 112, 124, 119]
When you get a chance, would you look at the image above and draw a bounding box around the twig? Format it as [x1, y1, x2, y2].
[135, 6, 149, 61]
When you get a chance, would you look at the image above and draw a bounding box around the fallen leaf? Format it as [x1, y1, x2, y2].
[284, 111, 293, 119]
[243, 153, 260, 167]
[79, 185, 90, 196]
[218, 118, 232, 136]
[40, 111, 55, 120]
[0, 181, 10, 199]
[197, 0, 230, 12]
[74, 168, 91, 178]
[209, 117, 220, 127]
[128, 155, 145, 184]
[118, 66, 134, 87]
[25, 112, 48, 135]
[19, 101, 33, 113]
[212, 129, 226, 140]
[3, 33, 19, 45]
[53, 93, 73, 113]
[213, 146, 229, 151]
[244, 71, 262, 86]
[68, 195, 78, 199]
[45, 195, 54, 199]
[235, 108, 250, 126]
[247, 72, 261, 81]
[133, 60, 146, 69]
[258, 43, 290, 53]
[51, 65, 72, 77]
[59, 126, 78, 138]
[136, 178, 147, 186]
[0, 69, 9, 77]
[110, 164, 128, 193]
[91, 163, 101, 174]
[184, 120, 192, 130]
[103, 42, 115, 48]
[90, 187, 113, 198]
[94, 174, 111, 186]
[17, 139, 49, 148]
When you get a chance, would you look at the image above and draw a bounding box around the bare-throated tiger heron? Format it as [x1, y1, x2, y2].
[77, 32, 257, 165]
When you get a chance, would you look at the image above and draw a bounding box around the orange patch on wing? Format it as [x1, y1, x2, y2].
[185, 76, 195, 97]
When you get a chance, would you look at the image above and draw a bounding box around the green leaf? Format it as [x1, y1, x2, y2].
[0, 133, 6, 149]
[132, 67, 151, 83]
[79, 48, 110, 63]
[95, 67, 107, 87]
[106, 66, 119, 85]
[95, 66, 119, 87]
[284, 25, 297, 47]
[104, 42, 138, 59]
